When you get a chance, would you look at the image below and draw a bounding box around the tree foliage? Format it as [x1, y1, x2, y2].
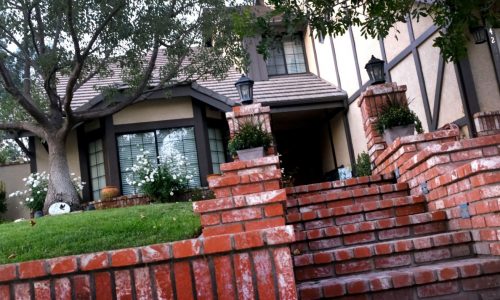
[0, 0, 251, 211]
[260, 0, 499, 62]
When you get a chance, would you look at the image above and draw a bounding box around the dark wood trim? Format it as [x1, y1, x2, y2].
[379, 39, 392, 82]
[113, 119, 195, 134]
[310, 31, 321, 77]
[77, 126, 92, 202]
[431, 56, 445, 130]
[349, 27, 363, 87]
[486, 26, 500, 88]
[407, 17, 433, 129]
[329, 35, 342, 89]
[455, 58, 480, 136]
[192, 101, 211, 186]
[270, 101, 345, 113]
[347, 81, 371, 105]
[103, 116, 120, 188]
[386, 25, 439, 70]
[451, 116, 467, 127]
[28, 137, 36, 173]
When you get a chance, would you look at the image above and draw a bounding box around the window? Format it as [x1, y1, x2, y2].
[208, 127, 226, 173]
[88, 139, 106, 200]
[266, 35, 307, 75]
[117, 127, 200, 195]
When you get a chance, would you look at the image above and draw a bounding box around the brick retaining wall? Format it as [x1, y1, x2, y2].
[0, 226, 296, 299]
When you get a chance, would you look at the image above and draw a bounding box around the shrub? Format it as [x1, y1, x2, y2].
[227, 122, 273, 156]
[9, 172, 85, 212]
[354, 152, 372, 177]
[127, 151, 192, 203]
[375, 101, 423, 134]
[0, 181, 7, 214]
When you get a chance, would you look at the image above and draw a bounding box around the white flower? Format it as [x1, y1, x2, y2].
[169, 191, 174, 196]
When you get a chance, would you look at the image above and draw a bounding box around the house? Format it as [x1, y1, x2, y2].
[3, 3, 500, 209]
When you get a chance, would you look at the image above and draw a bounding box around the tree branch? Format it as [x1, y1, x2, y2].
[0, 58, 49, 127]
[73, 41, 161, 121]
[66, 0, 81, 60]
[0, 121, 45, 139]
[82, 2, 125, 58]
[34, 3, 47, 54]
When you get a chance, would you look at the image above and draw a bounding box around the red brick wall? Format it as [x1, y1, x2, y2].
[90, 194, 150, 209]
[0, 226, 297, 299]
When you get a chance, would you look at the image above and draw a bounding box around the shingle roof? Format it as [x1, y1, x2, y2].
[61, 51, 346, 111]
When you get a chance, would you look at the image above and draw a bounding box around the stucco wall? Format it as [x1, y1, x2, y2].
[34, 131, 81, 179]
[112, 98, 193, 125]
[308, 13, 498, 163]
[468, 36, 500, 112]
[330, 114, 350, 168]
[0, 163, 31, 220]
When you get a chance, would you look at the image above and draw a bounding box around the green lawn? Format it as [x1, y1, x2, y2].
[0, 202, 200, 264]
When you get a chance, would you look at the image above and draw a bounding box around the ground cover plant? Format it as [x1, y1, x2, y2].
[0, 202, 200, 264]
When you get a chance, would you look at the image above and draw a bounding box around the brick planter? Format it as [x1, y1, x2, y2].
[474, 111, 500, 136]
[90, 195, 150, 210]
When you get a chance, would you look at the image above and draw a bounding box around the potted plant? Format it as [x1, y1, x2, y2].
[228, 122, 273, 161]
[375, 101, 423, 144]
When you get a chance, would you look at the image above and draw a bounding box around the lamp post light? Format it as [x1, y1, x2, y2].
[365, 55, 386, 85]
[235, 74, 254, 105]
[470, 26, 488, 44]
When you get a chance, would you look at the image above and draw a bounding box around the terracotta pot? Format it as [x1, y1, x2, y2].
[100, 186, 120, 200]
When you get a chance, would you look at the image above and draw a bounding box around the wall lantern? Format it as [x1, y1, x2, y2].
[235, 74, 254, 105]
[365, 55, 386, 85]
[470, 26, 488, 44]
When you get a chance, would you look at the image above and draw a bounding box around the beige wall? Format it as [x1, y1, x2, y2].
[112, 98, 193, 125]
[308, 14, 499, 167]
[330, 114, 350, 168]
[467, 37, 500, 112]
[34, 131, 82, 179]
[0, 163, 31, 220]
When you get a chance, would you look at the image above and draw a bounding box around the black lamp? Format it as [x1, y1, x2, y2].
[470, 26, 488, 44]
[235, 74, 254, 105]
[365, 55, 386, 85]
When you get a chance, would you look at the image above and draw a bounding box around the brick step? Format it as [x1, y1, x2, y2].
[291, 211, 448, 253]
[293, 231, 473, 282]
[287, 183, 409, 213]
[297, 258, 500, 299]
[286, 174, 395, 200]
[193, 189, 287, 236]
[287, 195, 426, 227]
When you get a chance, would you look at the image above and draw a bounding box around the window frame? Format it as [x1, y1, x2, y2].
[116, 125, 202, 195]
[265, 32, 309, 76]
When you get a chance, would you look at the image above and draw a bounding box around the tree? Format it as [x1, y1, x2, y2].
[260, 0, 499, 62]
[0, 0, 249, 213]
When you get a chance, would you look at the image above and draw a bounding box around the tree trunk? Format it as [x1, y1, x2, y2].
[42, 135, 81, 214]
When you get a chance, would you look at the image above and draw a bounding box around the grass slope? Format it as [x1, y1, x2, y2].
[0, 202, 200, 264]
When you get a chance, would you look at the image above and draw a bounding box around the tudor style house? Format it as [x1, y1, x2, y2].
[7, 2, 500, 208]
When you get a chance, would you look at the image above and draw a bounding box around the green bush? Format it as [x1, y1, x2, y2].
[375, 101, 423, 134]
[228, 122, 273, 156]
[354, 152, 372, 177]
[0, 181, 7, 214]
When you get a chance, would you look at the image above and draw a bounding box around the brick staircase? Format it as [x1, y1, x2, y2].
[288, 134, 500, 299]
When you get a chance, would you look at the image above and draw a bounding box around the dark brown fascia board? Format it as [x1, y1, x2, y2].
[266, 91, 347, 108]
[269, 99, 346, 113]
